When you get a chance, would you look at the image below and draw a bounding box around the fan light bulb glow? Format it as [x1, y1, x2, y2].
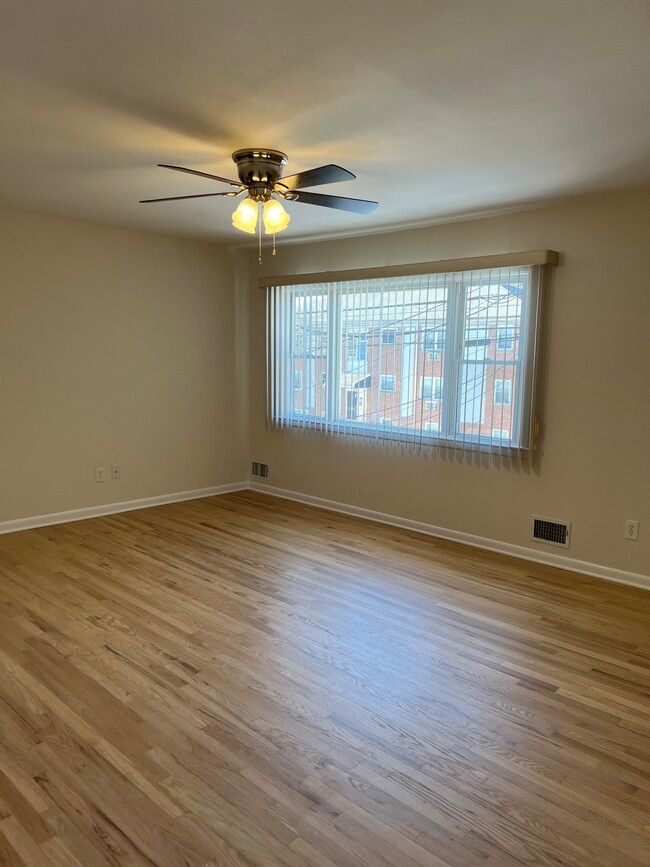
[263, 198, 290, 234]
[232, 198, 258, 234]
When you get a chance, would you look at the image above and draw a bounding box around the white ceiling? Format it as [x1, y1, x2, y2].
[2, 0, 649, 243]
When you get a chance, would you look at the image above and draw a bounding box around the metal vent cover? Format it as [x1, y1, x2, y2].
[531, 516, 571, 548]
[251, 462, 269, 479]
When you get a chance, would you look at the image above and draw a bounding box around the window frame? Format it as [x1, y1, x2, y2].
[379, 374, 397, 393]
[493, 378, 512, 406]
[422, 327, 446, 352]
[265, 251, 556, 456]
[497, 327, 515, 350]
[420, 375, 443, 401]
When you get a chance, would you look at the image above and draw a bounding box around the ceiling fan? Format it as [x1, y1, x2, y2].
[140, 148, 378, 237]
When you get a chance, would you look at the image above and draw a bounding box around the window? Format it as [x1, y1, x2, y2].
[266, 254, 553, 453]
[497, 327, 515, 350]
[493, 379, 512, 406]
[380, 375, 396, 393]
[422, 328, 445, 352]
[345, 335, 367, 373]
[293, 370, 302, 391]
[420, 376, 443, 401]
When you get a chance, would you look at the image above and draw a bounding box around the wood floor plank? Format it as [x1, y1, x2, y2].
[0, 490, 648, 865]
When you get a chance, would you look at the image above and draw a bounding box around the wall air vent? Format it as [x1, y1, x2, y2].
[251, 462, 269, 479]
[531, 516, 570, 548]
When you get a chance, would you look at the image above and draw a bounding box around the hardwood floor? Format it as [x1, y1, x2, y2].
[0, 491, 648, 866]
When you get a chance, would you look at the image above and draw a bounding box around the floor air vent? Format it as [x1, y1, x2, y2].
[251, 462, 269, 479]
[531, 516, 570, 548]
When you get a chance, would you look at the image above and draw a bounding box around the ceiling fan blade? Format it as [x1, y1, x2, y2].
[158, 164, 242, 188]
[276, 164, 355, 191]
[140, 191, 241, 203]
[287, 190, 378, 214]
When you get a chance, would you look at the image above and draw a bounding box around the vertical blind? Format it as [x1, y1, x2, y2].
[266, 256, 552, 455]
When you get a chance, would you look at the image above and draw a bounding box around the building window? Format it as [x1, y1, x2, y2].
[497, 327, 515, 350]
[267, 258, 550, 453]
[345, 335, 367, 373]
[494, 378, 512, 405]
[420, 376, 443, 401]
[422, 328, 445, 352]
[380, 375, 396, 393]
[379, 417, 393, 428]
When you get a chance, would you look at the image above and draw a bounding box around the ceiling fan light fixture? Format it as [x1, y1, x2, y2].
[144, 152, 378, 249]
[262, 198, 290, 234]
[232, 197, 258, 234]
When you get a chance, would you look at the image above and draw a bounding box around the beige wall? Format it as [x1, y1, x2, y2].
[0, 208, 246, 521]
[248, 188, 650, 577]
[2, 191, 648, 579]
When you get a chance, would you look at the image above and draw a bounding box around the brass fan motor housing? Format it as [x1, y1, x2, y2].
[231, 149, 288, 201]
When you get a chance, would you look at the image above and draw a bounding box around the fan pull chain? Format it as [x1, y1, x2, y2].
[258, 204, 262, 264]
[272, 233, 277, 256]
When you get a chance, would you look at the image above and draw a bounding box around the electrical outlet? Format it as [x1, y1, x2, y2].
[95, 466, 105, 483]
[624, 519, 639, 541]
[111, 465, 120, 480]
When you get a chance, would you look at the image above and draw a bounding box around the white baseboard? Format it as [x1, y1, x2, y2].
[0, 482, 249, 536]
[249, 481, 650, 592]
[4, 479, 647, 593]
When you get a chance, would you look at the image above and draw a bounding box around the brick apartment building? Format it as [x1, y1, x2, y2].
[290, 281, 521, 442]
